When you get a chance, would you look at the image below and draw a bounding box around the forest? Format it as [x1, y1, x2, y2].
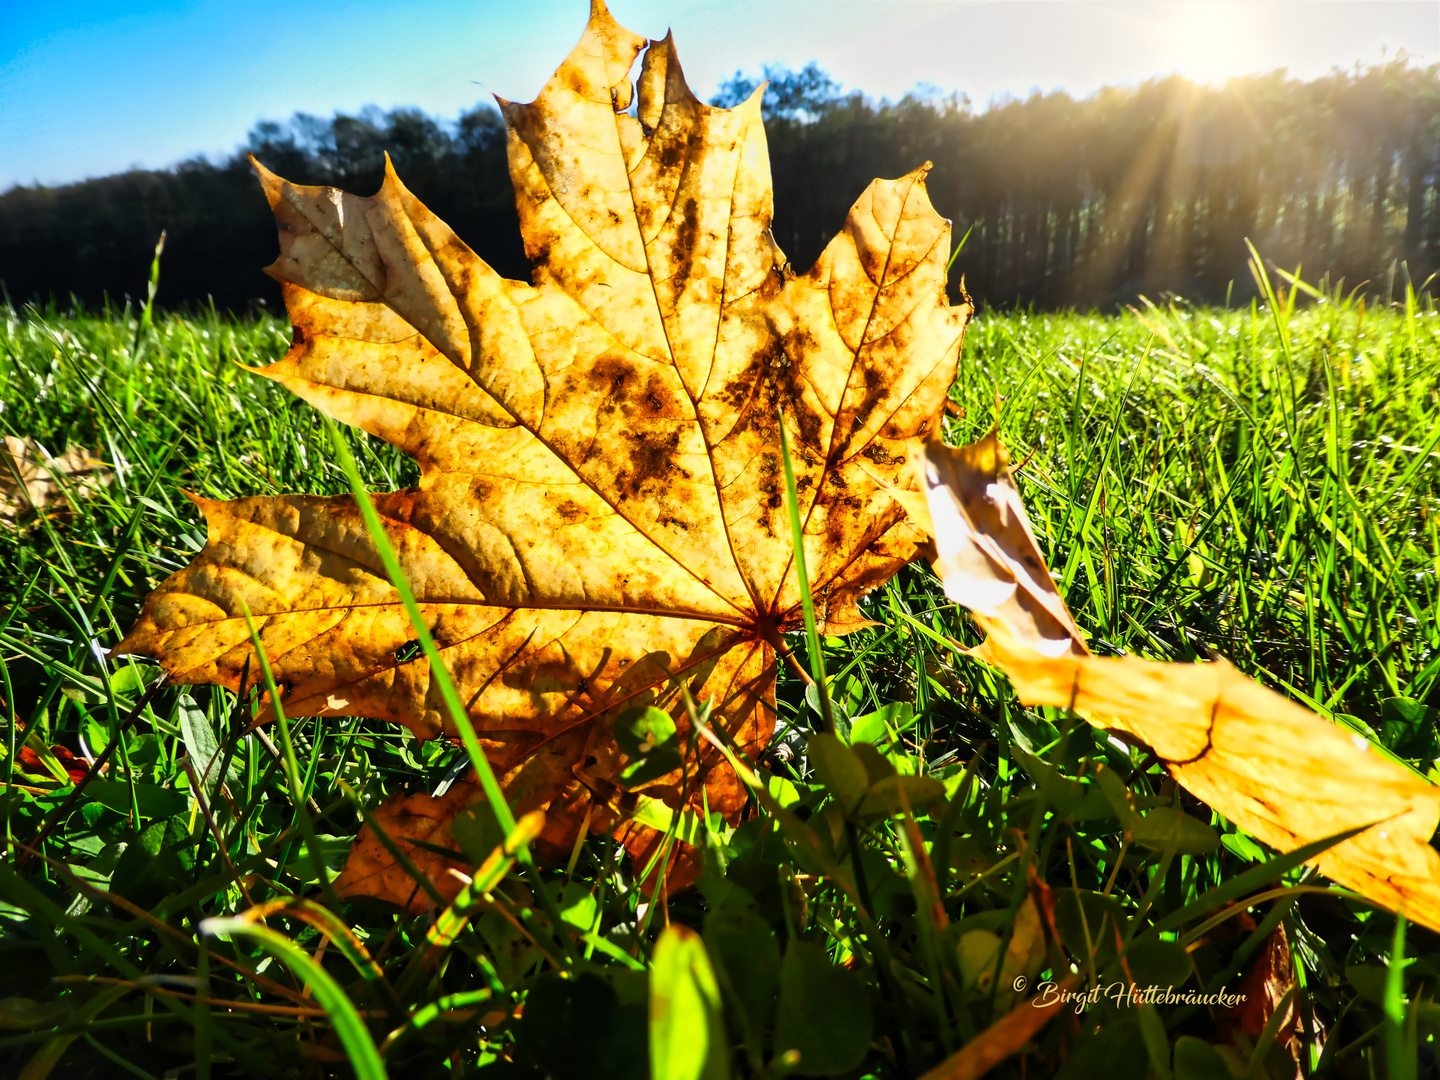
[1, 57, 1437, 313]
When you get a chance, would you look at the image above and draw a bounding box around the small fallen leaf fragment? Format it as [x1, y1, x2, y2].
[335, 782, 475, 908]
[114, 1, 970, 899]
[915, 432, 1440, 933]
[1, 436, 113, 527]
[17, 743, 88, 785]
[1221, 924, 1300, 1070]
[998, 890, 1049, 1005]
[911, 434, 1085, 658]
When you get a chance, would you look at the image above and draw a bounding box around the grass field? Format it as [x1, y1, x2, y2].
[2, 275, 1439, 1079]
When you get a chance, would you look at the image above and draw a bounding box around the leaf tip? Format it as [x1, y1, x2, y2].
[248, 156, 283, 209]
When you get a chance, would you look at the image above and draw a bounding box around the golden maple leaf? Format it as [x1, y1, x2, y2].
[915, 433, 1440, 933]
[115, 2, 970, 903]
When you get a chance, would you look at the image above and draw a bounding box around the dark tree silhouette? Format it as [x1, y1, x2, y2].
[737, 60, 1440, 309]
[0, 104, 526, 315]
[2, 60, 1437, 314]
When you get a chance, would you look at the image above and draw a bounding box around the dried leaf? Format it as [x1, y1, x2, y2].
[17, 743, 88, 785]
[1, 436, 113, 527]
[1221, 925, 1298, 1053]
[115, 1, 969, 903]
[915, 434, 1440, 933]
[997, 891, 1049, 1005]
[334, 781, 477, 908]
[911, 433, 1084, 658]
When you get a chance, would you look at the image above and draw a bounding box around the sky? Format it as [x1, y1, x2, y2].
[1, 0, 1436, 191]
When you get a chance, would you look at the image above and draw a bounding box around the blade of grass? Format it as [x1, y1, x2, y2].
[1152, 821, 1373, 935]
[234, 600, 340, 908]
[0, 864, 271, 1073]
[778, 407, 833, 734]
[200, 916, 386, 1080]
[323, 417, 575, 960]
[1386, 913, 1414, 1080]
[19, 986, 131, 1080]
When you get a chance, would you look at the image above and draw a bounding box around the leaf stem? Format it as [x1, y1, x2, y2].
[757, 622, 814, 687]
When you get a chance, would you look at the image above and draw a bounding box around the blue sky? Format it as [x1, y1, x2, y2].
[2, 0, 1436, 191]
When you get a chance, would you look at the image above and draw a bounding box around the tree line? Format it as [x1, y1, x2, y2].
[2, 58, 1437, 314]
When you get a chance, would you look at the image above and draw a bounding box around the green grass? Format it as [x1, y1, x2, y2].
[1, 277, 1438, 1080]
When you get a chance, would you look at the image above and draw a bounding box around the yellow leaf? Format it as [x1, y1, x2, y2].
[916, 433, 1440, 933]
[114, 2, 970, 906]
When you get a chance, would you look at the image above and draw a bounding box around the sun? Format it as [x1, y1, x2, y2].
[1166, 1, 1258, 84]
